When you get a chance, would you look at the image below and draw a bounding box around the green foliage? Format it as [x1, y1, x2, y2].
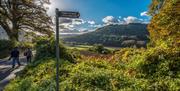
[4, 46, 180, 91]
[148, 0, 180, 47]
[0, 40, 16, 58]
[59, 59, 134, 91]
[5, 58, 133, 91]
[129, 47, 180, 77]
[89, 44, 111, 54]
[149, 0, 165, 15]
[35, 37, 76, 63]
[0, 0, 53, 41]
[19, 42, 34, 49]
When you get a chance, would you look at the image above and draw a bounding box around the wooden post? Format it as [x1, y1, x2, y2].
[55, 8, 60, 91]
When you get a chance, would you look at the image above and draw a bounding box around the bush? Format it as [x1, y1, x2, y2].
[18, 42, 34, 51]
[131, 47, 180, 78]
[89, 44, 111, 54]
[124, 47, 180, 90]
[35, 37, 77, 63]
[59, 59, 135, 91]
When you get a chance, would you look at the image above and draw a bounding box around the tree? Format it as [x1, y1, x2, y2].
[148, 0, 180, 47]
[0, 0, 53, 41]
[149, 0, 165, 15]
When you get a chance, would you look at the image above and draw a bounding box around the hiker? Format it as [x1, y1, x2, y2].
[9, 47, 21, 68]
[24, 48, 33, 63]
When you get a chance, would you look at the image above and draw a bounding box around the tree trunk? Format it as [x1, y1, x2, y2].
[11, 19, 19, 41]
[9, 31, 18, 41]
[9, 0, 19, 41]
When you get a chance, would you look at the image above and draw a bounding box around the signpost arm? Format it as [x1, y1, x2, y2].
[55, 8, 60, 91]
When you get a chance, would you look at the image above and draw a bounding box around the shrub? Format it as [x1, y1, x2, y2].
[136, 47, 180, 78]
[89, 44, 111, 54]
[59, 58, 134, 91]
[35, 37, 77, 63]
[18, 42, 34, 50]
[125, 47, 180, 90]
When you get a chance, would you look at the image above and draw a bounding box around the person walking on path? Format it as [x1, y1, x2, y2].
[24, 48, 33, 63]
[9, 47, 21, 68]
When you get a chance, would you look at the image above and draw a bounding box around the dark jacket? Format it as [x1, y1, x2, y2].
[11, 49, 20, 58]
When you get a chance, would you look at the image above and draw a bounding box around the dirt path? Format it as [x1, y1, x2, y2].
[0, 57, 27, 91]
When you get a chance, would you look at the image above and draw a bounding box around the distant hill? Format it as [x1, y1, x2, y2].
[63, 23, 149, 47]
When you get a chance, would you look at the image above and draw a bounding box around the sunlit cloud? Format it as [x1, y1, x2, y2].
[123, 16, 142, 24]
[140, 11, 149, 17]
[87, 21, 96, 25]
[72, 19, 86, 25]
[102, 16, 118, 24]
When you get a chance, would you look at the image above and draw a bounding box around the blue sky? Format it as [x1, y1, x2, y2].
[48, 0, 151, 32]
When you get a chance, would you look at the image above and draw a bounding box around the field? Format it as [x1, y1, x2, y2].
[65, 44, 120, 51]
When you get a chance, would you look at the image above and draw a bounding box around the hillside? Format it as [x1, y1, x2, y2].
[63, 23, 149, 47]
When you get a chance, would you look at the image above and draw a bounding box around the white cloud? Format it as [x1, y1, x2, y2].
[90, 24, 103, 28]
[102, 16, 118, 24]
[59, 24, 74, 30]
[59, 18, 86, 25]
[58, 18, 87, 31]
[87, 21, 95, 25]
[140, 11, 149, 17]
[68, 24, 74, 28]
[123, 16, 142, 24]
[101, 16, 149, 25]
[72, 19, 86, 25]
[123, 16, 150, 24]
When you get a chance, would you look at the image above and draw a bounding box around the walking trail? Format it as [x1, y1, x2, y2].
[0, 57, 27, 91]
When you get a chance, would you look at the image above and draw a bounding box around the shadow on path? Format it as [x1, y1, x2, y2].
[0, 68, 14, 81]
[0, 57, 27, 91]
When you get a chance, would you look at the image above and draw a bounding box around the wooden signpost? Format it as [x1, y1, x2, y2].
[55, 8, 80, 91]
